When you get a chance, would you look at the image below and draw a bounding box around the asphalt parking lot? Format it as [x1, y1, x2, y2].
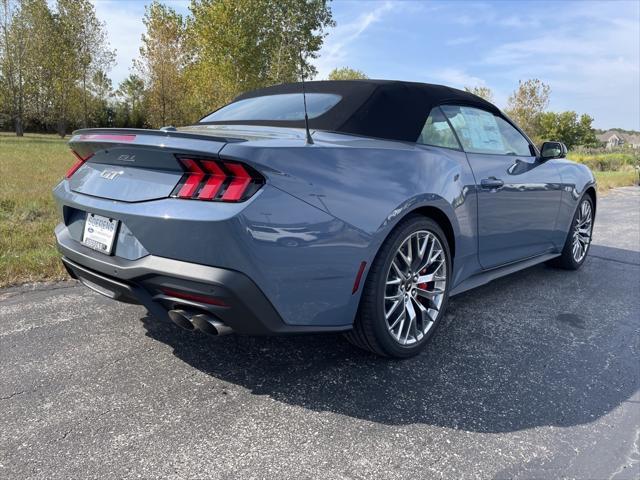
[1, 187, 639, 480]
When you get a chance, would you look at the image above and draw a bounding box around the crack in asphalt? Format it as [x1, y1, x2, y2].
[0, 390, 25, 401]
[59, 409, 113, 441]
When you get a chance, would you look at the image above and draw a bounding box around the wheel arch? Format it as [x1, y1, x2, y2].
[348, 204, 455, 356]
[367, 204, 457, 275]
[584, 186, 597, 218]
[409, 206, 456, 262]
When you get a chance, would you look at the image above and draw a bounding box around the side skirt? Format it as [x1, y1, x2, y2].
[450, 252, 560, 296]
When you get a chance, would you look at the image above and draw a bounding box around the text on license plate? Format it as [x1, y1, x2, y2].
[82, 213, 119, 254]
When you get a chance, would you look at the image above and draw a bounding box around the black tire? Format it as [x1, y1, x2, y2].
[346, 215, 452, 358]
[548, 194, 594, 270]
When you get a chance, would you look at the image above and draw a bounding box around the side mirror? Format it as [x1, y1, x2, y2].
[540, 141, 567, 160]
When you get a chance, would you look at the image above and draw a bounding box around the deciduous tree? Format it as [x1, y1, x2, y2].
[505, 79, 551, 141]
[115, 74, 146, 128]
[136, 1, 189, 127]
[327, 67, 367, 80]
[1, 0, 29, 135]
[186, 0, 334, 116]
[60, 0, 115, 128]
[21, 0, 57, 131]
[91, 70, 113, 126]
[464, 85, 494, 103]
[538, 111, 599, 149]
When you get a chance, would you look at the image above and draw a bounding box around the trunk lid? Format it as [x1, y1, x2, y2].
[67, 129, 240, 202]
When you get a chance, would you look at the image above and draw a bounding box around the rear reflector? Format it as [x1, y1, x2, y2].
[172, 155, 264, 202]
[352, 261, 367, 294]
[160, 288, 228, 307]
[65, 150, 94, 179]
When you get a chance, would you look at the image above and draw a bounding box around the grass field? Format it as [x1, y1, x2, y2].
[1, 132, 639, 287]
[566, 150, 640, 172]
[0, 133, 70, 286]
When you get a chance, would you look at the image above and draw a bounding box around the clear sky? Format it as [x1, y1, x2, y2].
[93, 0, 640, 130]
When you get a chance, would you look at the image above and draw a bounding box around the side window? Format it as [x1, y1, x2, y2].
[440, 105, 531, 156]
[417, 107, 460, 149]
[494, 116, 532, 156]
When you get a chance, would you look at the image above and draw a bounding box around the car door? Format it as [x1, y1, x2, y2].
[440, 105, 562, 269]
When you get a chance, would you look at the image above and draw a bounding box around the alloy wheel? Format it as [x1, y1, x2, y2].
[572, 200, 593, 263]
[384, 230, 447, 346]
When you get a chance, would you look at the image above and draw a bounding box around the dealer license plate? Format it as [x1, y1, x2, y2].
[81, 213, 119, 254]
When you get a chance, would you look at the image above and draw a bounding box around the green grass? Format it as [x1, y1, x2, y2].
[0, 132, 70, 286]
[593, 170, 639, 190]
[568, 149, 639, 190]
[567, 151, 639, 171]
[0, 132, 638, 287]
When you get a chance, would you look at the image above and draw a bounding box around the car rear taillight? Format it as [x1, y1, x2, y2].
[65, 150, 94, 179]
[171, 156, 264, 202]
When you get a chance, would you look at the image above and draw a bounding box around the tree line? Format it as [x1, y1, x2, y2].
[323, 73, 600, 149]
[465, 80, 599, 149]
[0, 0, 334, 136]
[1, 0, 115, 136]
[0, 0, 601, 148]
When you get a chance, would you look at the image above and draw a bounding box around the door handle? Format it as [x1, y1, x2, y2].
[480, 177, 504, 189]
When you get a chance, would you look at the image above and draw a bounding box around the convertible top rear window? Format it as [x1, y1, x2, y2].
[200, 93, 342, 123]
[199, 80, 502, 142]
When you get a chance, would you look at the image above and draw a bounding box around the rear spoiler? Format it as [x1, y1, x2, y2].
[67, 128, 247, 163]
[70, 128, 245, 145]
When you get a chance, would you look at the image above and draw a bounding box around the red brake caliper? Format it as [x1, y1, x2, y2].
[417, 268, 432, 305]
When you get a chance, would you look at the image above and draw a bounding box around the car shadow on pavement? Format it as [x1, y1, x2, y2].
[140, 245, 639, 433]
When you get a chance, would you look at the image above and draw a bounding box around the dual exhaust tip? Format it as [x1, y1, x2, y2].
[168, 309, 233, 336]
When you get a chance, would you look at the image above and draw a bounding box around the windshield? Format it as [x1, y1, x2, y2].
[200, 93, 342, 123]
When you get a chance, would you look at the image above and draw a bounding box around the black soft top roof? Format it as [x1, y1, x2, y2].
[200, 80, 501, 143]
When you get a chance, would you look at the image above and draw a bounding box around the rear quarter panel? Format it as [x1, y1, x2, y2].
[221, 131, 481, 292]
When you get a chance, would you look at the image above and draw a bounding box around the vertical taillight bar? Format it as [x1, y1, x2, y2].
[198, 160, 226, 200]
[65, 150, 93, 179]
[221, 163, 252, 201]
[177, 159, 205, 198]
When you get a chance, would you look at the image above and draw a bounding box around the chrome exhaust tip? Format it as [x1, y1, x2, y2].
[168, 309, 196, 331]
[191, 314, 233, 336]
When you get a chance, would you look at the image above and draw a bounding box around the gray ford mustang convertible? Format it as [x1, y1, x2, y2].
[53, 80, 596, 357]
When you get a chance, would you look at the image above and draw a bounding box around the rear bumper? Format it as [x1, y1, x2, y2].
[56, 224, 350, 335]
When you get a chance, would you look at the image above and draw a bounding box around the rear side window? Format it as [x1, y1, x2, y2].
[200, 93, 342, 122]
[440, 105, 531, 156]
[417, 107, 460, 149]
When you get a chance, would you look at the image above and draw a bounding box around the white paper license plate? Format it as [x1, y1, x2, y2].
[82, 213, 119, 254]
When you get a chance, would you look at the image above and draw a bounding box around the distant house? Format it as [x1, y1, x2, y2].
[597, 130, 640, 149]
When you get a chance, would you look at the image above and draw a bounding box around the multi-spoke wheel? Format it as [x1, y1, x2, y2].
[549, 194, 594, 270]
[572, 199, 593, 263]
[384, 230, 447, 346]
[346, 215, 451, 358]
